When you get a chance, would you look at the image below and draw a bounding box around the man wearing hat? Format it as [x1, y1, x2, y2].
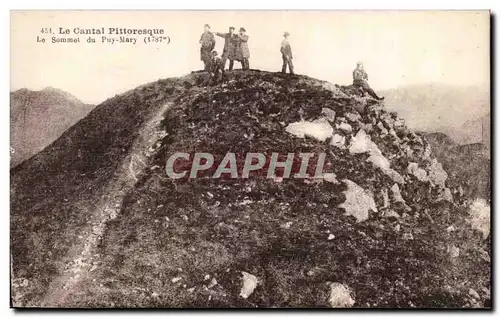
[280, 32, 294, 74]
[199, 24, 216, 71]
[215, 27, 237, 70]
[235, 27, 250, 70]
[208, 50, 224, 84]
[352, 62, 384, 100]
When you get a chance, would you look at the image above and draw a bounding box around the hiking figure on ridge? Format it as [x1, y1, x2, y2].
[234, 27, 250, 70]
[353, 61, 384, 100]
[280, 32, 294, 74]
[215, 27, 237, 70]
[199, 24, 216, 71]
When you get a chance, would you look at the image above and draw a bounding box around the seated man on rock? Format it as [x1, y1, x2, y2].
[353, 61, 384, 101]
[208, 50, 224, 84]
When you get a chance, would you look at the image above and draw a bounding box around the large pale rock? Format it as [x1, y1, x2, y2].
[240, 272, 258, 299]
[285, 120, 333, 142]
[468, 199, 490, 240]
[327, 282, 355, 308]
[349, 129, 404, 184]
[330, 134, 346, 148]
[390, 183, 406, 203]
[339, 179, 377, 222]
[337, 122, 353, 134]
[427, 159, 448, 187]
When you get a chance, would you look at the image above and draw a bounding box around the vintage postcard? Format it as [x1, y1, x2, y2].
[10, 10, 491, 308]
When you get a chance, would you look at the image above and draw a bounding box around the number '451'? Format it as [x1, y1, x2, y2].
[40, 28, 52, 34]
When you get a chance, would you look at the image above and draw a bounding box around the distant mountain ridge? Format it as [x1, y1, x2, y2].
[380, 83, 490, 144]
[10, 87, 95, 167]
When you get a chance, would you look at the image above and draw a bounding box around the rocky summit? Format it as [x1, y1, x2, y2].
[10, 70, 490, 308]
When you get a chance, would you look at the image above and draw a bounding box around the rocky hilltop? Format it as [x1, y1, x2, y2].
[11, 71, 490, 308]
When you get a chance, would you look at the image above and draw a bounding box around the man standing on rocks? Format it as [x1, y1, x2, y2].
[353, 62, 384, 100]
[280, 32, 294, 74]
[235, 27, 250, 70]
[199, 24, 216, 71]
[215, 27, 237, 70]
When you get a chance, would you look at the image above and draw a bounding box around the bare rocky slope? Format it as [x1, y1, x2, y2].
[425, 132, 490, 202]
[11, 71, 490, 308]
[10, 87, 95, 167]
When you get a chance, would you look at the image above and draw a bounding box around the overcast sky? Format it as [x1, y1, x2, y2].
[11, 11, 489, 104]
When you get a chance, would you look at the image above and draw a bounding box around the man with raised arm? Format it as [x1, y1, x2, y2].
[215, 26, 237, 70]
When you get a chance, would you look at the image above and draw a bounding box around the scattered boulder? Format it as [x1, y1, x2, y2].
[468, 199, 490, 240]
[384, 210, 400, 219]
[407, 162, 429, 182]
[449, 245, 460, 258]
[339, 179, 377, 222]
[344, 112, 361, 123]
[207, 278, 218, 289]
[427, 158, 448, 187]
[240, 272, 258, 299]
[323, 173, 338, 184]
[390, 184, 405, 203]
[171, 277, 182, 283]
[377, 121, 389, 135]
[469, 288, 480, 300]
[321, 108, 336, 122]
[327, 282, 355, 308]
[380, 188, 390, 209]
[337, 122, 353, 134]
[330, 134, 346, 148]
[436, 187, 453, 203]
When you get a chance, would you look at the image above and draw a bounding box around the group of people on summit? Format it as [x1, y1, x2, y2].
[199, 24, 249, 73]
[199, 24, 383, 100]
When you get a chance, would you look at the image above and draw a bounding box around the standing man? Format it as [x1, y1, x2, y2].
[280, 32, 294, 74]
[352, 62, 384, 100]
[215, 27, 237, 70]
[199, 24, 216, 71]
[235, 27, 250, 70]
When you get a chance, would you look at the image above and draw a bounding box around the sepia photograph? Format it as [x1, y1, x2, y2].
[9, 10, 491, 309]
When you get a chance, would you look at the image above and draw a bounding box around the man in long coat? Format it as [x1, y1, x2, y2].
[353, 62, 384, 100]
[199, 24, 216, 71]
[215, 27, 237, 70]
[234, 27, 250, 70]
[280, 32, 294, 74]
